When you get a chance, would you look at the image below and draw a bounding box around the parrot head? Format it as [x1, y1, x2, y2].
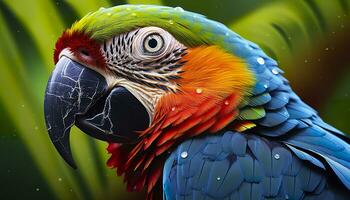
[44, 5, 256, 194]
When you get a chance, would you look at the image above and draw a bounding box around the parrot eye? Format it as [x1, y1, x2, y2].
[126, 27, 185, 61]
[143, 33, 164, 54]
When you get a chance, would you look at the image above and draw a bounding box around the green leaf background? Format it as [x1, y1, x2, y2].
[0, 0, 349, 199]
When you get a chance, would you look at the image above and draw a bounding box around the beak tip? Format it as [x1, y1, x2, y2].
[52, 139, 77, 169]
[71, 164, 78, 170]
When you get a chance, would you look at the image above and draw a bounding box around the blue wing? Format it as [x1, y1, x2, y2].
[233, 35, 350, 191]
[163, 131, 349, 199]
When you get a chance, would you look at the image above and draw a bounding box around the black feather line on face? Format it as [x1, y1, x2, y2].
[109, 43, 114, 55]
[103, 41, 107, 52]
[168, 64, 182, 69]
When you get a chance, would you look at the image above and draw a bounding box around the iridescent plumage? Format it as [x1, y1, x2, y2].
[47, 5, 350, 200]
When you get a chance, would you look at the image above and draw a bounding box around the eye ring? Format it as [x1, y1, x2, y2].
[143, 33, 164, 55]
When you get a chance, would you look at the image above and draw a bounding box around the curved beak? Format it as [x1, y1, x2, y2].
[44, 57, 108, 168]
[44, 56, 150, 169]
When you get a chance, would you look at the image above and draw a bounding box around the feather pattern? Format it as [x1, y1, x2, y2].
[163, 132, 349, 199]
[71, 5, 350, 198]
[106, 45, 255, 198]
[227, 30, 350, 193]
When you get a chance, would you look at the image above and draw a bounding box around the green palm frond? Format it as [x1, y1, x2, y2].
[323, 67, 350, 133]
[230, 0, 349, 66]
[0, 11, 83, 199]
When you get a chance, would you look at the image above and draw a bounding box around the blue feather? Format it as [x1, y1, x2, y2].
[324, 157, 350, 190]
[252, 82, 268, 95]
[248, 93, 272, 106]
[162, 131, 350, 199]
[265, 91, 290, 110]
[258, 119, 299, 137]
[287, 102, 314, 119]
[257, 107, 290, 127]
[285, 144, 326, 169]
[284, 125, 350, 190]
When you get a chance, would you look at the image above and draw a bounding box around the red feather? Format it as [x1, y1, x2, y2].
[156, 129, 177, 146]
[156, 140, 175, 156]
[210, 111, 238, 132]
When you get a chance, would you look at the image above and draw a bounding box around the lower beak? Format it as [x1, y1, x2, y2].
[44, 57, 108, 168]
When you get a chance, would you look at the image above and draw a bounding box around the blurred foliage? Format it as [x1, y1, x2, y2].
[0, 0, 349, 200]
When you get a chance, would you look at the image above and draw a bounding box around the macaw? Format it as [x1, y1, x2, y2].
[44, 5, 350, 200]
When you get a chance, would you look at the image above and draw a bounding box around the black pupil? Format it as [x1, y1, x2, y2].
[148, 38, 158, 49]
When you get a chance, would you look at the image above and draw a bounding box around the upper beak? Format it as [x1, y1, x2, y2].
[44, 56, 150, 169]
[44, 57, 108, 168]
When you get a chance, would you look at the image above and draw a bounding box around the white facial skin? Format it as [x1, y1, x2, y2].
[59, 27, 187, 123]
